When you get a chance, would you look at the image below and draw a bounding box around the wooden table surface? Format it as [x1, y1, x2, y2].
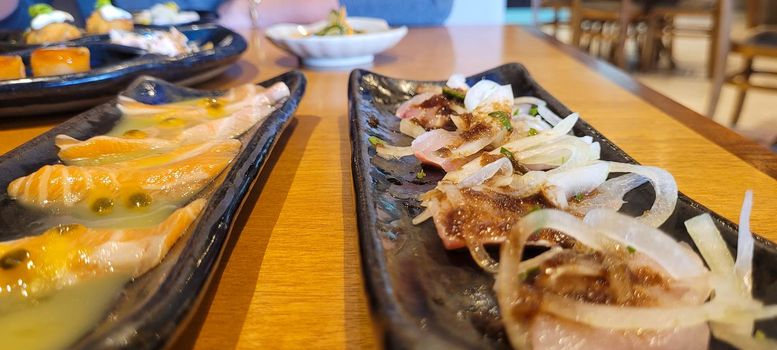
[1, 26, 776, 349]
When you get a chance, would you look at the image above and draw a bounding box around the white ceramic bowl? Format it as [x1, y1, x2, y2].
[265, 17, 408, 68]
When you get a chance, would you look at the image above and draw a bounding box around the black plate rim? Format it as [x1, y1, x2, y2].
[0, 24, 247, 117]
[348, 63, 777, 349]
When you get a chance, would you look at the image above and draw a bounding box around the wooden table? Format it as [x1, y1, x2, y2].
[1, 26, 776, 349]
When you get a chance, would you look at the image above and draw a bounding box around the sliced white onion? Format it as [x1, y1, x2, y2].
[446, 74, 469, 90]
[516, 246, 564, 275]
[537, 104, 563, 126]
[411, 200, 438, 225]
[464, 80, 513, 112]
[399, 118, 426, 138]
[508, 171, 547, 198]
[735, 190, 754, 291]
[584, 209, 708, 279]
[458, 157, 513, 188]
[500, 113, 578, 153]
[542, 162, 609, 209]
[608, 162, 677, 227]
[567, 173, 647, 216]
[375, 144, 414, 160]
[466, 241, 499, 273]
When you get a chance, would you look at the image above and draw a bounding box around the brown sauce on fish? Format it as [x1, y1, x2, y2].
[512, 249, 667, 321]
[480, 153, 506, 166]
[460, 123, 493, 141]
[440, 189, 549, 242]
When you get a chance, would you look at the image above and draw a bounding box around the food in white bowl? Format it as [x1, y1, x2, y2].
[265, 14, 407, 68]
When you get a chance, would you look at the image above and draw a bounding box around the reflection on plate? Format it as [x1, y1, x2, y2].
[0, 71, 305, 349]
[265, 17, 407, 68]
[0, 24, 246, 117]
[348, 64, 777, 349]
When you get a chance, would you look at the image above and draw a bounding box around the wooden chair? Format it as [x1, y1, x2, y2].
[569, 0, 645, 68]
[706, 0, 777, 126]
[531, 0, 573, 37]
[640, 0, 719, 76]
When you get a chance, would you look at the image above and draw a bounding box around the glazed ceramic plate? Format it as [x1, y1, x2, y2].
[0, 71, 305, 349]
[349, 64, 777, 349]
[0, 24, 246, 117]
[265, 17, 407, 68]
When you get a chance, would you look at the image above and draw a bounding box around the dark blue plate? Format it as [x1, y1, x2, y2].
[0, 71, 305, 349]
[0, 24, 247, 117]
[349, 64, 777, 349]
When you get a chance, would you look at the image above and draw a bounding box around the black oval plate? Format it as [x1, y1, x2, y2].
[0, 24, 247, 117]
[348, 63, 777, 349]
[0, 71, 305, 349]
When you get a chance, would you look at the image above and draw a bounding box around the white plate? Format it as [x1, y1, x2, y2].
[265, 17, 408, 68]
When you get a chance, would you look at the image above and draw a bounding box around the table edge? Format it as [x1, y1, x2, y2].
[520, 25, 777, 180]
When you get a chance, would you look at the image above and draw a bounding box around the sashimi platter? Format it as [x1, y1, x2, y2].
[349, 64, 777, 350]
[0, 71, 305, 349]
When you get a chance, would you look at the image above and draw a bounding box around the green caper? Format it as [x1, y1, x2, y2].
[91, 197, 114, 215]
[127, 193, 152, 209]
[1, 249, 30, 270]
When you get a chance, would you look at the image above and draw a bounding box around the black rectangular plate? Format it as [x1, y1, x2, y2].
[0, 24, 247, 117]
[0, 70, 305, 349]
[348, 63, 777, 349]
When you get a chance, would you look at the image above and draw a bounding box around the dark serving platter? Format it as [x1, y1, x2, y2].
[0, 24, 246, 117]
[0, 71, 305, 349]
[349, 63, 777, 349]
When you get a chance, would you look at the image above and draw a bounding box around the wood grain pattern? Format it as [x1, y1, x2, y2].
[0, 26, 775, 349]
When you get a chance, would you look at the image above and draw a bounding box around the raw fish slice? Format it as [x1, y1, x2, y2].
[528, 313, 709, 350]
[118, 82, 289, 118]
[395, 93, 460, 130]
[56, 135, 178, 166]
[0, 199, 205, 299]
[426, 183, 551, 250]
[174, 102, 280, 145]
[7, 140, 239, 214]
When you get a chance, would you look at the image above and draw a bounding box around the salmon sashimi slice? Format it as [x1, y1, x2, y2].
[0, 199, 205, 299]
[7, 140, 240, 214]
[56, 135, 178, 166]
[56, 83, 289, 166]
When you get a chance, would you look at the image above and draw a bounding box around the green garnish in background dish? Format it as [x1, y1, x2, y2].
[95, 0, 112, 8]
[529, 105, 539, 116]
[368, 136, 383, 146]
[28, 4, 54, 18]
[164, 2, 180, 11]
[488, 111, 512, 131]
[442, 86, 465, 100]
[528, 128, 538, 136]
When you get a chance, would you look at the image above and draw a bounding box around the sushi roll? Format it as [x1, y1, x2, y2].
[0, 56, 26, 81]
[30, 47, 91, 77]
[24, 4, 82, 45]
[86, 0, 134, 35]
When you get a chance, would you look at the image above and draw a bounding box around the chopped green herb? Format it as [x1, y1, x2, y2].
[513, 109, 519, 116]
[627, 246, 636, 254]
[488, 111, 513, 131]
[573, 193, 584, 202]
[561, 156, 567, 164]
[416, 168, 426, 179]
[442, 86, 466, 100]
[530, 204, 542, 213]
[368, 136, 383, 146]
[95, 0, 112, 8]
[529, 105, 539, 116]
[29, 4, 53, 17]
[500, 147, 514, 159]
[519, 266, 540, 280]
[528, 128, 539, 136]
